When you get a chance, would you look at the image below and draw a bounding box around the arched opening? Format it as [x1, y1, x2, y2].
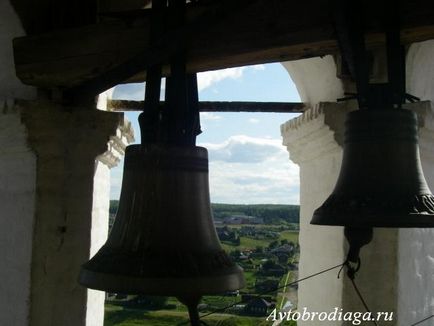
[105, 62, 302, 325]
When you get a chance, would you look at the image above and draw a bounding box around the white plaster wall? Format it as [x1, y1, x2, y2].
[342, 228, 398, 319]
[97, 87, 115, 111]
[0, 0, 35, 101]
[0, 105, 36, 326]
[0, 2, 36, 325]
[90, 161, 111, 264]
[282, 56, 344, 106]
[407, 40, 434, 104]
[18, 104, 126, 326]
[281, 104, 348, 325]
[397, 74, 434, 326]
[297, 150, 345, 326]
[398, 229, 434, 326]
[87, 161, 111, 326]
[0, 3, 128, 325]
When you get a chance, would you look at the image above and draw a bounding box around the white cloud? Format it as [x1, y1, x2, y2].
[200, 112, 222, 121]
[112, 79, 166, 101]
[201, 135, 284, 163]
[113, 83, 145, 101]
[197, 67, 245, 91]
[114, 69, 243, 98]
[110, 135, 300, 204]
[112, 65, 265, 99]
[248, 118, 260, 124]
[196, 64, 268, 92]
[199, 135, 300, 204]
[199, 112, 223, 133]
[252, 64, 266, 71]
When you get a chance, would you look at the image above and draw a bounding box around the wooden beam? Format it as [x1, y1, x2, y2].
[106, 99, 308, 113]
[99, 0, 151, 13]
[10, 0, 98, 35]
[13, 0, 434, 91]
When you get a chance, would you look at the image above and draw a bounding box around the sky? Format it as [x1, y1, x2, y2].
[111, 63, 301, 204]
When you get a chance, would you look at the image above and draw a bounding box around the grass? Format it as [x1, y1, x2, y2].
[202, 295, 238, 309]
[220, 228, 299, 252]
[276, 270, 293, 309]
[243, 271, 257, 290]
[278, 230, 299, 243]
[104, 305, 276, 326]
[105, 309, 185, 326]
[220, 237, 270, 252]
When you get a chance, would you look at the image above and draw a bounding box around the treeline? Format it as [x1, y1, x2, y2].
[212, 203, 299, 224]
[110, 201, 299, 224]
[110, 200, 119, 215]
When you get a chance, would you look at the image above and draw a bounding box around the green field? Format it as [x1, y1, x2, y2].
[105, 305, 286, 326]
[279, 230, 299, 243]
[221, 228, 298, 252]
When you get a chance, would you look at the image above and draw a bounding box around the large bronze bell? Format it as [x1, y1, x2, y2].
[312, 108, 434, 228]
[79, 144, 244, 296]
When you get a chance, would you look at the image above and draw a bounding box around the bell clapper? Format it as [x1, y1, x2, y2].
[344, 227, 373, 273]
[343, 227, 373, 281]
[178, 295, 202, 326]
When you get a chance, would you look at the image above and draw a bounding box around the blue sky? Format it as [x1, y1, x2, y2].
[111, 63, 301, 204]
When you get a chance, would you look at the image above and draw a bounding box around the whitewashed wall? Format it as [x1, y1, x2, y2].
[0, 3, 134, 325]
[282, 56, 344, 106]
[0, 105, 36, 326]
[281, 103, 347, 325]
[397, 41, 434, 326]
[0, 1, 36, 325]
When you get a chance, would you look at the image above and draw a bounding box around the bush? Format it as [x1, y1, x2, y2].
[126, 295, 168, 310]
[215, 317, 239, 326]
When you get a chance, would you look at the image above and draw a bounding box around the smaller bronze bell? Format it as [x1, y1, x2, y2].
[312, 109, 434, 228]
[79, 144, 244, 296]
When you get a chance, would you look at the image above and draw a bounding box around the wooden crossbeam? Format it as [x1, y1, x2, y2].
[13, 0, 434, 93]
[107, 99, 308, 113]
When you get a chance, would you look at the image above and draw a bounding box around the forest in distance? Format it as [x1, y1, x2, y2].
[109, 201, 300, 225]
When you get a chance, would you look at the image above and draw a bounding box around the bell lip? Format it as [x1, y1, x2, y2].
[311, 212, 434, 228]
[78, 266, 245, 296]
